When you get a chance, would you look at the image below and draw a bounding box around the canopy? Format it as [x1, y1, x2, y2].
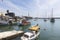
[29, 26, 40, 31]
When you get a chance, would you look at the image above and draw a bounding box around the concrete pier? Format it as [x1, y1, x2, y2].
[0, 30, 24, 40]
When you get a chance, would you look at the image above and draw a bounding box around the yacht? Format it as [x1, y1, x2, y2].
[21, 24, 40, 40]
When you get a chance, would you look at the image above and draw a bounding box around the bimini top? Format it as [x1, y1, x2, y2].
[29, 26, 40, 31]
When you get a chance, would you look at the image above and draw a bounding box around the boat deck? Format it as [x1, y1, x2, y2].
[0, 30, 24, 40]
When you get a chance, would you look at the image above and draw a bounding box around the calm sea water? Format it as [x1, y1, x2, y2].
[0, 19, 60, 40]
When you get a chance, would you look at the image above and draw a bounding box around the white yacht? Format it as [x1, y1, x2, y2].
[21, 24, 40, 40]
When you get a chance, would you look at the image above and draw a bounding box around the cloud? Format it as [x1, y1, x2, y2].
[0, 0, 28, 16]
[0, 0, 60, 17]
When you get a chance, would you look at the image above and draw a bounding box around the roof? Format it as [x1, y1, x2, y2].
[24, 32, 33, 37]
[29, 26, 40, 31]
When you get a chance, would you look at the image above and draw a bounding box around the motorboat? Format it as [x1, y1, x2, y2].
[18, 19, 31, 26]
[21, 24, 40, 40]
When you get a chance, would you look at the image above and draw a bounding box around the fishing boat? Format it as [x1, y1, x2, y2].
[21, 24, 40, 40]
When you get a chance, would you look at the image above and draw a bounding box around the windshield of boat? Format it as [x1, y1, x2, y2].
[23, 34, 29, 38]
[30, 35, 34, 38]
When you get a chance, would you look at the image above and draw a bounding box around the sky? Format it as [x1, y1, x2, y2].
[0, 0, 60, 18]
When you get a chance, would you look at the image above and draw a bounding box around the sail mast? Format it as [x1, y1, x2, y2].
[51, 8, 53, 18]
[50, 8, 55, 23]
[28, 11, 30, 17]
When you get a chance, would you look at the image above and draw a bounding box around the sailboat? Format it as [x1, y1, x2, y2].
[44, 19, 47, 22]
[50, 8, 55, 23]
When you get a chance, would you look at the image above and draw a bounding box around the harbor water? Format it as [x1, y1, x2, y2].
[0, 19, 60, 40]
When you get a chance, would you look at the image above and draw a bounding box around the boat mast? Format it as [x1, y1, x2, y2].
[51, 8, 53, 18]
[50, 8, 55, 23]
[45, 12, 47, 18]
[28, 11, 30, 17]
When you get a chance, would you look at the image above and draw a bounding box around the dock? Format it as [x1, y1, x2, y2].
[0, 30, 24, 40]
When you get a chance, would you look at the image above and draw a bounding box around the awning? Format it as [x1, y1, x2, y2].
[29, 26, 40, 31]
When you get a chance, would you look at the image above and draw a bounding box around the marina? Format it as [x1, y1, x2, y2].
[0, 0, 60, 40]
[0, 19, 60, 40]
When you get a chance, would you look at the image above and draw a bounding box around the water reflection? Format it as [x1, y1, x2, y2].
[0, 25, 31, 32]
[19, 25, 31, 31]
[0, 19, 60, 40]
[12, 26, 20, 31]
[0, 26, 13, 32]
[51, 23, 55, 33]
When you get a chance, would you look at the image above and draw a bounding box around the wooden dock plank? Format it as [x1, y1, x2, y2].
[0, 30, 24, 40]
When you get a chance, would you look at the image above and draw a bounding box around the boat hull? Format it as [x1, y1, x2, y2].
[50, 18, 55, 23]
[21, 31, 40, 40]
[18, 22, 31, 26]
